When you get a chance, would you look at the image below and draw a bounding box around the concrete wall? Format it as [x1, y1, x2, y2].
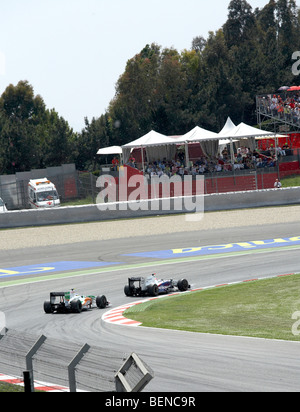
[204, 186, 300, 211]
[0, 187, 299, 229]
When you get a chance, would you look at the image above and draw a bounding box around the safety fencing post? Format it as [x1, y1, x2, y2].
[23, 370, 33, 393]
[68, 343, 90, 392]
[0, 327, 7, 340]
[25, 335, 47, 392]
[115, 352, 154, 392]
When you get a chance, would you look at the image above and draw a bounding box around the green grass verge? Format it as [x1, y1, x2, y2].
[281, 174, 300, 187]
[0, 381, 45, 393]
[0, 382, 24, 392]
[61, 195, 94, 206]
[124, 274, 300, 341]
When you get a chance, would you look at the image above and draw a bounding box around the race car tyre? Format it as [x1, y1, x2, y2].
[96, 295, 107, 309]
[148, 284, 159, 296]
[178, 279, 189, 292]
[70, 299, 82, 313]
[124, 285, 133, 296]
[44, 301, 53, 314]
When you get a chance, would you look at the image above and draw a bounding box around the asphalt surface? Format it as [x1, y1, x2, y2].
[0, 211, 300, 392]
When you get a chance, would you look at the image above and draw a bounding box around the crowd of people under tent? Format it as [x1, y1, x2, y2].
[120, 141, 292, 177]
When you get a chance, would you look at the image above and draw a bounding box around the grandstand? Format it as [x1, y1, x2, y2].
[256, 90, 300, 148]
[255, 89, 300, 189]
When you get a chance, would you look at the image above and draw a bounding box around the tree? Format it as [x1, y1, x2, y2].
[0, 81, 45, 172]
[153, 47, 192, 134]
[75, 115, 111, 171]
[0, 80, 45, 121]
[197, 29, 249, 129]
[191, 36, 207, 54]
[255, 0, 282, 89]
[223, 0, 256, 48]
[0, 80, 77, 173]
[41, 110, 76, 167]
[276, 0, 299, 78]
[110, 43, 161, 143]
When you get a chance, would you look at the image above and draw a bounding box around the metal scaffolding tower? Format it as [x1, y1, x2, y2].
[256, 93, 300, 139]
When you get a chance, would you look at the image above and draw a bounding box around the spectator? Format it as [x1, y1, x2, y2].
[274, 178, 282, 188]
[276, 146, 286, 157]
[256, 157, 263, 168]
[112, 156, 119, 171]
[177, 150, 185, 166]
[269, 144, 275, 156]
[128, 155, 136, 168]
[282, 142, 290, 150]
[267, 156, 276, 167]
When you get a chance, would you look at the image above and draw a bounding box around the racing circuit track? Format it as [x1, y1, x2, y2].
[0, 208, 300, 392]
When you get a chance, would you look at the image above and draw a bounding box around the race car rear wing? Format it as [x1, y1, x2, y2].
[50, 292, 66, 296]
[128, 277, 142, 281]
[50, 292, 66, 304]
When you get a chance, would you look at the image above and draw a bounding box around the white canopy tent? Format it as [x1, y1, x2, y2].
[217, 119, 287, 163]
[122, 130, 176, 148]
[97, 145, 123, 155]
[219, 119, 284, 145]
[121, 127, 222, 170]
[218, 118, 237, 164]
[218, 121, 278, 141]
[177, 125, 219, 166]
[180, 125, 218, 142]
[100, 118, 286, 173]
[218, 117, 236, 138]
[122, 130, 181, 169]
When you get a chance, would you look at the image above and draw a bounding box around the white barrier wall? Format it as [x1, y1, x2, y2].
[204, 186, 300, 211]
[0, 187, 299, 229]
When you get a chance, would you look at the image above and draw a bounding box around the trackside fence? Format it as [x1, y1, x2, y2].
[0, 329, 153, 392]
[1, 160, 300, 210]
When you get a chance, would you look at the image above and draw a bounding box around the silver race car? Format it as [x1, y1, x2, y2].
[124, 274, 190, 297]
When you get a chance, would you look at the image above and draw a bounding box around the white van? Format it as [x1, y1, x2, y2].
[28, 178, 60, 209]
[0, 197, 7, 213]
